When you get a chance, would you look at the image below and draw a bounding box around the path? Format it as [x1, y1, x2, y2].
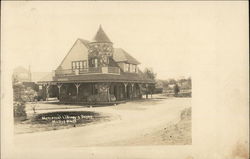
[14, 97, 191, 147]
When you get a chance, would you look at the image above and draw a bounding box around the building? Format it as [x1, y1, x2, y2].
[13, 66, 32, 83]
[38, 26, 154, 104]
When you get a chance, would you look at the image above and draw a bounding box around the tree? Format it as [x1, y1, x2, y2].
[173, 84, 180, 96]
[13, 77, 38, 120]
[143, 68, 157, 98]
[143, 68, 157, 81]
[168, 78, 177, 85]
[13, 80, 27, 120]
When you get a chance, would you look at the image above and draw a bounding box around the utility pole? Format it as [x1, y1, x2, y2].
[28, 65, 32, 82]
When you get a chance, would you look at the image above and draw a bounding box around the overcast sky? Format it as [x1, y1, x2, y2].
[2, 1, 247, 79]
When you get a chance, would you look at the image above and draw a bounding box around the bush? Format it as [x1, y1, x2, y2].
[21, 87, 38, 102]
[13, 79, 37, 120]
[180, 107, 191, 120]
[14, 101, 27, 119]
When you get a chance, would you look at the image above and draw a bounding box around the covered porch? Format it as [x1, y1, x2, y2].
[38, 81, 154, 105]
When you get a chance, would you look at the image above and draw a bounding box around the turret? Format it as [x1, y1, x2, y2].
[88, 25, 113, 67]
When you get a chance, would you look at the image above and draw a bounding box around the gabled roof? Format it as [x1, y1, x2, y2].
[92, 25, 112, 43]
[113, 48, 140, 65]
[56, 39, 90, 70]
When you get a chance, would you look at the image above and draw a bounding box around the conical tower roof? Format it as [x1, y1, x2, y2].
[92, 25, 112, 43]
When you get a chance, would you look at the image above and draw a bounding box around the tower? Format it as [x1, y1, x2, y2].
[88, 25, 113, 67]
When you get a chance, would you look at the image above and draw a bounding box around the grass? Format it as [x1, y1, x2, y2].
[161, 107, 192, 144]
[15, 111, 110, 134]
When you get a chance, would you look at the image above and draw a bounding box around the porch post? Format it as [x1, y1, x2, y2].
[107, 83, 110, 102]
[145, 84, 149, 99]
[123, 83, 128, 99]
[74, 83, 81, 101]
[45, 83, 50, 101]
[150, 84, 153, 98]
[131, 83, 134, 99]
[57, 83, 63, 100]
[138, 83, 142, 99]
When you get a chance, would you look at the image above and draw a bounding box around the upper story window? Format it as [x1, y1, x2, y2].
[130, 64, 137, 73]
[93, 58, 98, 67]
[89, 58, 99, 68]
[124, 63, 129, 72]
[124, 63, 137, 73]
[72, 61, 87, 69]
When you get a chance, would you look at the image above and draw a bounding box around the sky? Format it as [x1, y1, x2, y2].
[1, 1, 247, 79]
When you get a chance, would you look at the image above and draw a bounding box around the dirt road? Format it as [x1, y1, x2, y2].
[14, 97, 191, 148]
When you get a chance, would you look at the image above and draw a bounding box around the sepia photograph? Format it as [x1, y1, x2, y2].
[1, 1, 248, 159]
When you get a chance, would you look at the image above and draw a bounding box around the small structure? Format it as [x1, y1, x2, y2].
[13, 66, 32, 82]
[38, 26, 154, 104]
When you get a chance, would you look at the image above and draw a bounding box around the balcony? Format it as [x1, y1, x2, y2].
[54, 67, 120, 77]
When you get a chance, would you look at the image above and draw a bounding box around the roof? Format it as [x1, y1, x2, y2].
[92, 25, 112, 43]
[70, 40, 141, 65]
[113, 48, 140, 65]
[39, 70, 154, 84]
[78, 38, 90, 48]
[32, 72, 53, 82]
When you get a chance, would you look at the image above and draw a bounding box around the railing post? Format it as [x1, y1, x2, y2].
[74, 83, 81, 102]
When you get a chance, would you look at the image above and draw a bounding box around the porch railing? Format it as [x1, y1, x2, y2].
[55, 67, 120, 76]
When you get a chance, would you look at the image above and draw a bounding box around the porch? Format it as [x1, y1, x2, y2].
[40, 82, 154, 104]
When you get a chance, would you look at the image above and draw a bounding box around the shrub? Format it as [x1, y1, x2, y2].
[21, 87, 38, 102]
[180, 107, 191, 120]
[13, 101, 27, 119]
[13, 79, 38, 120]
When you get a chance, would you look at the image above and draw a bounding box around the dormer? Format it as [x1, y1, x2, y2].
[113, 48, 140, 73]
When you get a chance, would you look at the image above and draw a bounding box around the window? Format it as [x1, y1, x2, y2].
[124, 63, 137, 73]
[124, 63, 138, 72]
[124, 63, 129, 72]
[83, 61, 87, 68]
[93, 58, 98, 67]
[72, 61, 87, 69]
[131, 64, 135, 72]
[135, 65, 138, 73]
[72, 62, 75, 69]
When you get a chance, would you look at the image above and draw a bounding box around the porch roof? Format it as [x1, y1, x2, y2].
[38, 71, 154, 84]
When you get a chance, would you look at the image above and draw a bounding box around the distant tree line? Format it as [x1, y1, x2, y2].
[156, 77, 192, 92]
[142, 68, 191, 94]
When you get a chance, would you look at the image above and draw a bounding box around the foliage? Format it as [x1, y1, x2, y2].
[143, 68, 157, 94]
[13, 101, 27, 119]
[173, 84, 180, 95]
[13, 83, 37, 102]
[143, 68, 157, 81]
[21, 87, 38, 102]
[13, 77, 38, 119]
[158, 77, 192, 91]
